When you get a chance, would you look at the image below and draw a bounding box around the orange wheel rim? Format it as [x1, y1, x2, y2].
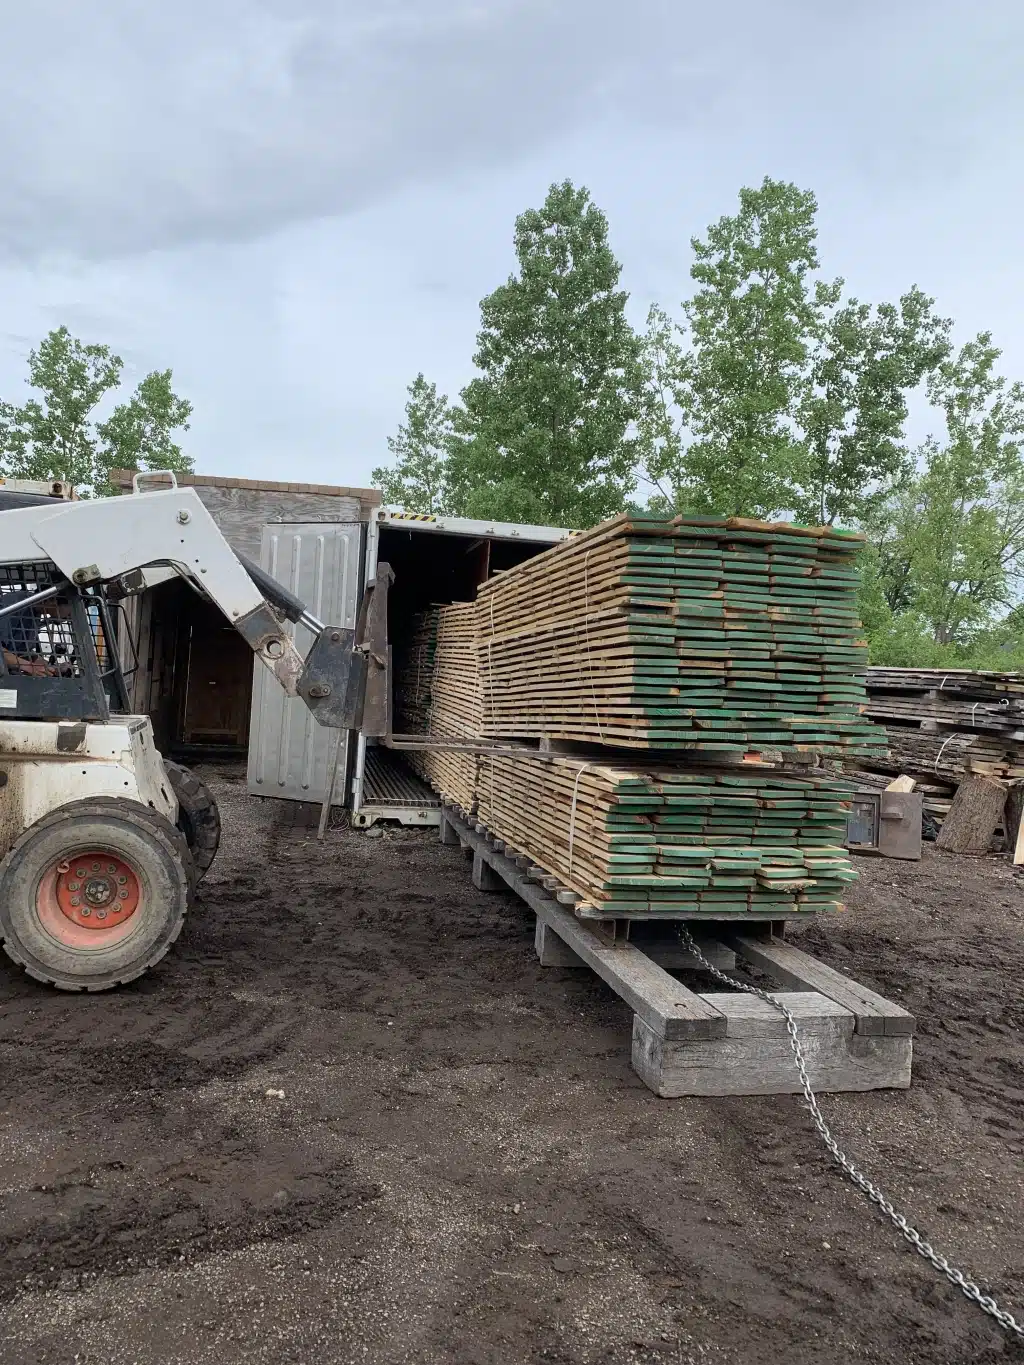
[35, 849, 142, 949]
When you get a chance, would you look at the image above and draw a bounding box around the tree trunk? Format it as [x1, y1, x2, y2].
[936, 774, 1007, 855]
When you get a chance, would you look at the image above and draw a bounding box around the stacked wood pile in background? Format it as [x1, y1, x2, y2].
[867, 668, 1024, 703]
[476, 757, 856, 919]
[860, 667, 1024, 781]
[864, 728, 1024, 783]
[850, 667, 1024, 849]
[475, 512, 881, 758]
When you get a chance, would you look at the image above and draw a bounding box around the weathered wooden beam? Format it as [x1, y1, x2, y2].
[534, 919, 583, 967]
[535, 922, 738, 973]
[627, 928, 737, 972]
[725, 934, 915, 1037]
[472, 851, 504, 892]
[633, 994, 912, 1097]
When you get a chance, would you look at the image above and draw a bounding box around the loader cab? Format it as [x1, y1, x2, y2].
[0, 560, 132, 722]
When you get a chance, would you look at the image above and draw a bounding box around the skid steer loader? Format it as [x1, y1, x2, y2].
[0, 475, 390, 992]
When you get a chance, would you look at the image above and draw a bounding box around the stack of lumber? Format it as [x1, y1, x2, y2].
[865, 668, 1024, 737]
[867, 668, 1024, 704]
[476, 756, 856, 919]
[476, 512, 880, 757]
[401, 603, 483, 812]
[394, 608, 439, 735]
[860, 667, 1024, 783]
[866, 727, 1024, 782]
[391, 511, 878, 918]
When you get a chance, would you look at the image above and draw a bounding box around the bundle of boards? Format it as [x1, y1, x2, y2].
[857, 667, 1024, 784]
[393, 610, 437, 735]
[868, 727, 1024, 784]
[391, 511, 872, 921]
[867, 668, 1024, 705]
[395, 602, 483, 813]
[475, 511, 881, 757]
[476, 756, 856, 919]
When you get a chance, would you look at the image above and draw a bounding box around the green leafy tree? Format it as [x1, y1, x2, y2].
[859, 477, 923, 617]
[372, 374, 454, 514]
[899, 335, 1024, 644]
[653, 178, 821, 519]
[794, 285, 951, 525]
[637, 303, 686, 512]
[0, 327, 123, 488]
[642, 179, 950, 525]
[447, 180, 647, 528]
[96, 369, 194, 491]
[0, 327, 193, 494]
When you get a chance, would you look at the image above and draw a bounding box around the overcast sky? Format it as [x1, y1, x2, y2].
[1, 0, 1021, 490]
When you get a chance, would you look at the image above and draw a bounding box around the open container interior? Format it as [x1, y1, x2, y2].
[355, 523, 557, 825]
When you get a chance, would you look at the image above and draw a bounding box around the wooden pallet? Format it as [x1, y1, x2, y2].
[441, 805, 913, 1097]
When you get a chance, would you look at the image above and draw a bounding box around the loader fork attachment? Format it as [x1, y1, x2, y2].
[296, 563, 393, 733]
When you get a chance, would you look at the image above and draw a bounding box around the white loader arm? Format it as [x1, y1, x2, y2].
[2, 487, 309, 696]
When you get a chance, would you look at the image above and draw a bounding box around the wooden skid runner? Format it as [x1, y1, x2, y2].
[442, 806, 913, 1097]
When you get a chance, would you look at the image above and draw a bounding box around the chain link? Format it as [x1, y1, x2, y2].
[677, 926, 1023, 1339]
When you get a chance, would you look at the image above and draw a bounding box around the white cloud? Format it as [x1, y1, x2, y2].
[0, 0, 702, 258]
[1, 0, 1023, 487]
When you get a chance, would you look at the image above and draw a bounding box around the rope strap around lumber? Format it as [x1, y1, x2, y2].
[566, 762, 596, 882]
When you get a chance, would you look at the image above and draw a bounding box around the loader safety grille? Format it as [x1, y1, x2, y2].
[0, 563, 107, 682]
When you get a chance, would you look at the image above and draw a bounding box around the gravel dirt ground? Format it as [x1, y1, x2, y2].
[2, 766, 1024, 1365]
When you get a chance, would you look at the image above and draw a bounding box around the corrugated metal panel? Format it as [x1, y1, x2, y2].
[247, 522, 363, 803]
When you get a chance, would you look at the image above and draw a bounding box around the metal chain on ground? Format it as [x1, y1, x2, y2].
[676, 926, 1024, 1339]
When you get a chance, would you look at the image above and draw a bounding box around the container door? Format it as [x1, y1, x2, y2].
[349, 512, 380, 818]
[247, 522, 363, 804]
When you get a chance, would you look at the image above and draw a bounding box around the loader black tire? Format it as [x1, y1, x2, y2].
[26, 796, 197, 893]
[0, 799, 194, 992]
[164, 762, 221, 881]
